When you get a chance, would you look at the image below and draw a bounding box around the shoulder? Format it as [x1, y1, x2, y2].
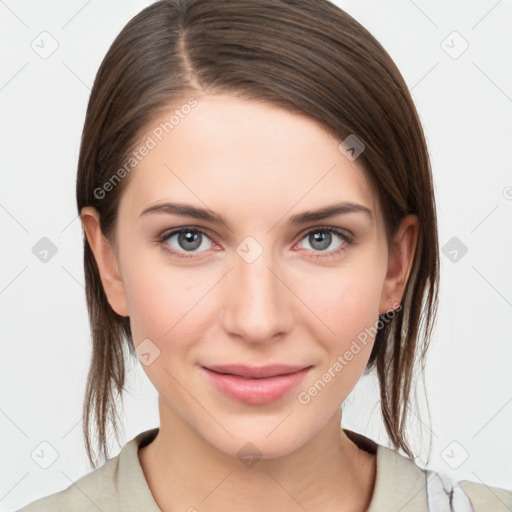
[15, 455, 121, 512]
[351, 428, 512, 512]
[424, 468, 512, 512]
[458, 478, 512, 511]
[16, 428, 160, 512]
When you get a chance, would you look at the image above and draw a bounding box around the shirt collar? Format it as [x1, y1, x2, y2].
[343, 429, 429, 512]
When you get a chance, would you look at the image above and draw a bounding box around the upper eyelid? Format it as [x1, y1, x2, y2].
[159, 226, 217, 244]
[297, 225, 353, 239]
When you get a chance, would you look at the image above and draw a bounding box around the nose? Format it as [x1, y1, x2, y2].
[220, 242, 294, 345]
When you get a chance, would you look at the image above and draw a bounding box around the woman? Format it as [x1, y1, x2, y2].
[18, 0, 512, 510]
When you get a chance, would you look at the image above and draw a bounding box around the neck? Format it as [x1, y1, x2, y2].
[139, 399, 376, 512]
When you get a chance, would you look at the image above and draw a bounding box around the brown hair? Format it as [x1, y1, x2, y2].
[77, 0, 439, 468]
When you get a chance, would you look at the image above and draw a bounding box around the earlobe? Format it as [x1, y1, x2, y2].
[80, 206, 130, 317]
[379, 214, 418, 314]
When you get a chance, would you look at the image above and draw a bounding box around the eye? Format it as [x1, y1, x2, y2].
[296, 227, 353, 258]
[156, 227, 215, 259]
[156, 225, 354, 260]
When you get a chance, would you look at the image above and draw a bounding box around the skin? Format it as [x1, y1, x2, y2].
[81, 93, 418, 512]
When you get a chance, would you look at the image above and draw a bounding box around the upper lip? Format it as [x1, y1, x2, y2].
[202, 364, 312, 379]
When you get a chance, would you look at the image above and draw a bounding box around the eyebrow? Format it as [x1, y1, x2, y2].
[139, 201, 373, 226]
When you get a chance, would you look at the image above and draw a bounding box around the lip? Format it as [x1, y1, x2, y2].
[201, 364, 313, 405]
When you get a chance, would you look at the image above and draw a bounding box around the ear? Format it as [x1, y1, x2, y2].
[379, 214, 418, 315]
[80, 206, 129, 317]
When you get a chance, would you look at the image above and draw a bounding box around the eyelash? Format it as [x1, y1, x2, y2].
[155, 226, 355, 260]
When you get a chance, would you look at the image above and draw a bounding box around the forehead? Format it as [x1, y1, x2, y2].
[118, 94, 380, 222]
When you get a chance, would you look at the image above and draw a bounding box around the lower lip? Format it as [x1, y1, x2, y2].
[201, 366, 312, 405]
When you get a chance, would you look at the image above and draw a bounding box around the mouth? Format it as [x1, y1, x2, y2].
[200, 364, 313, 404]
[203, 363, 311, 379]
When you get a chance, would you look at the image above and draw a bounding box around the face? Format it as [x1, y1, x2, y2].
[82, 93, 415, 459]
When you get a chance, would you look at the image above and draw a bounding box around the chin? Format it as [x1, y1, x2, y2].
[201, 417, 315, 462]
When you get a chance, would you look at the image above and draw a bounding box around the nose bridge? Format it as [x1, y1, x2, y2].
[222, 235, 291, 343]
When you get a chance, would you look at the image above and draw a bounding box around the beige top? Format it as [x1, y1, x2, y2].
[17, 427, 512, 511]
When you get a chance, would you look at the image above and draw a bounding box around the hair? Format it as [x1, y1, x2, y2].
[77, 0, 439, 468]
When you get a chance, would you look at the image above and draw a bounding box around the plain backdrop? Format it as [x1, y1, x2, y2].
[1, 0, 511, 510]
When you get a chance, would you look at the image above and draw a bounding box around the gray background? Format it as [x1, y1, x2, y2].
[1, 0, 511, 509]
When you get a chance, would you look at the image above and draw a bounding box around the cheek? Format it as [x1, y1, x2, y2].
[122, 250, 215, 360]
[124, 268, 193, 343]
[296, 284, 382, 409]
[295, 254, 386, 393]
[299, 258, 385, 344]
